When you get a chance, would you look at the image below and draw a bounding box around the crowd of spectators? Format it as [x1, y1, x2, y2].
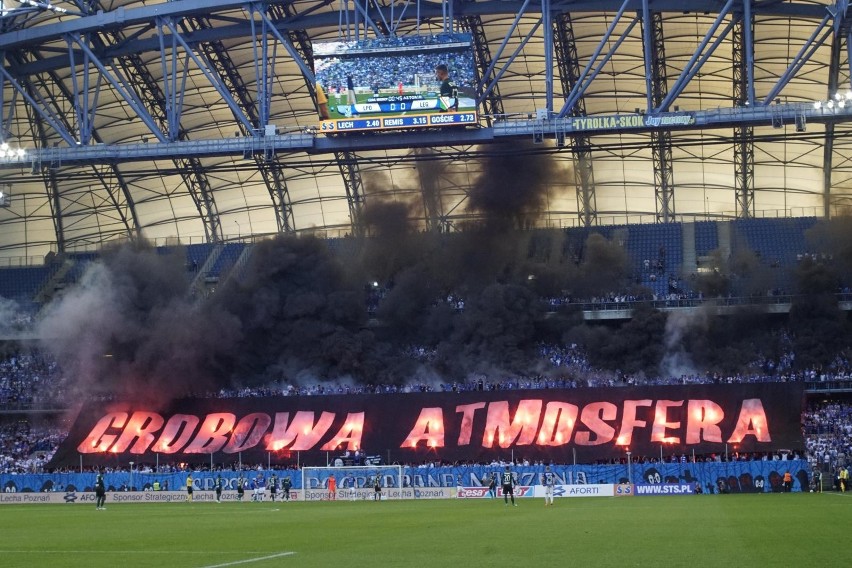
[0, 353, 66, 409]
[803, 402, 852, 472]
[0, 420, 66, 474]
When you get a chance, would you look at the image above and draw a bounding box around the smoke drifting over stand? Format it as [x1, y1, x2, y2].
[30, 160, 852, 405]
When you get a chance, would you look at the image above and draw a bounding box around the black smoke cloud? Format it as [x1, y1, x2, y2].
[467, 141, 565, 230]
[37, 177, 852, 401]
[37, 242, 241, 407]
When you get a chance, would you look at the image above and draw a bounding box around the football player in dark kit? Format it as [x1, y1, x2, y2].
[236, 475, 245, 501]
[434, 64, 458, 112]
[502, 465, 517, 507]
[269, 474, 278, 502]
[95, 472, 107, 510]
[373, 474, 382, 501]
[282, 476, 292, 501]
[488, 473, 497, 499]
[214, 475, 223, 503]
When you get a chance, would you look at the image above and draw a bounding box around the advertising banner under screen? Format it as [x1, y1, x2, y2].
[49, 383, 805, 468]
[314, 33, 478, 132]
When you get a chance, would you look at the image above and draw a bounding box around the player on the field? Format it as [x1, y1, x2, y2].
[282, 476, 292, 501]
[502, 465, 517, 507]
[186, 473, 194, 502]
[328, 474, 337, 501]
[373, 474, 382, 501]
[487, 473, 497, 498]
[236, 475, 245, 501]
[95, 472, 107, 510]
[214, 475, 223, 503]
[269, 474, 278, 502]
[252, 474, 266, 502]
[542, 465, 556, 506]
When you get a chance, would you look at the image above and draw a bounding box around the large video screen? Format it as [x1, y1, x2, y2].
[315, 34, 478, 133]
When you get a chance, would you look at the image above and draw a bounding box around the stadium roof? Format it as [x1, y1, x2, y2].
[0, 0, 850, 260]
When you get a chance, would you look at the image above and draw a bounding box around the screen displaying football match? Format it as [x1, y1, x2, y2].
[314, 33, 478, 133]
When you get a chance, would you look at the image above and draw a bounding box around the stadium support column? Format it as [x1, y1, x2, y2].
[644, 11, 675, 224]
[337, 151, 366, 238]
[460, 15, 505, 124]
[181, 15, 296, 233]
[553, 12, 597, 227]
[732, 13, 755, 219]
[822, 29, 843, 218]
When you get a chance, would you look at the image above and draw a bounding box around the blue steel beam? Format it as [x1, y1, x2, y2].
[641, 0, 653, 112]
[557, 0, 632, 118]
[157, 17, 255, 134]
[763, 14, 833, 105]
[554, 11, 597, 227]
[67, 33, 168, 143]
[743, 0, 754, 105]
[14, 101, 852, 169]
[181, 12, 296, 233]
[475, 0, 533, 106]
[23, 50, 140, 240]
[658, 0, 735, 112]
[732, 14, 754, 219]
[645, 10, 675, 223]
[0, 0, 835, 54]
[0, 65, 76, 145]
[542, 0, 553, 112]
[4, 2, 837, 79]
[157, 24, 190, 141]
[822, 29, 843, 218]
[11, 50, 140, 248]
[479, 20, 543, 106]
[461, 14, 505, 122]
[93, 22, 224, 243]
[25, 102, 66, 252]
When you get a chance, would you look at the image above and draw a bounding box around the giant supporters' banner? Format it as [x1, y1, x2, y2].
[49, 384, 805, 468]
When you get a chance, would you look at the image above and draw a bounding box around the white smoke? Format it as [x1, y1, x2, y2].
[658, 308, 711, 379]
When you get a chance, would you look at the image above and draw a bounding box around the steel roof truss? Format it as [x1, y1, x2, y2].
[659, 0, 735, 112]
[477, 0, 533, 107]
[763, 13, 833, 105]
[67, 34, 103, 146]
[67, 32, 168, 143]
[479, 19, 543, 107]
[157, 24, 190, 142]
[157, 16, 255, 135]
[0, 65, 76, 145]
[257, 7, 317, 86]
[557, 0, 633, 118]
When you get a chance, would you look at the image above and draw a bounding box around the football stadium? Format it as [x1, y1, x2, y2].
[1, 0, 852, 566]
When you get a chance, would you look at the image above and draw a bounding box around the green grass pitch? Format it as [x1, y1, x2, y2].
[1, 493, 850, 567]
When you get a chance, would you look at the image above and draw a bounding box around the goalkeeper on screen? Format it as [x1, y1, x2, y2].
[434, 64, 458, 112]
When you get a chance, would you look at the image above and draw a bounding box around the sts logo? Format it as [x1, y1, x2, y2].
[615, 483, 634, 497]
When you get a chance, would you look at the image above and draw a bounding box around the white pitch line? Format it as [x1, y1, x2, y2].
[199, 552, 296, 568]
[0, 551, 278, 555]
